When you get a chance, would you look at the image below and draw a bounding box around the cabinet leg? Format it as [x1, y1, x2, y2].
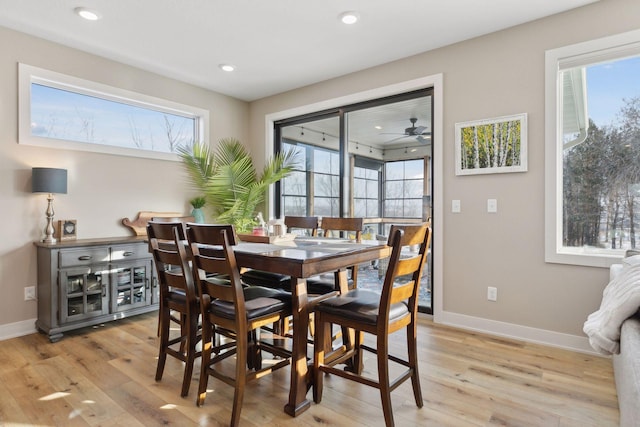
[49, 332, 63, 343]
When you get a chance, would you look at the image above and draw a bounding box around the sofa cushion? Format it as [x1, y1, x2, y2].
[584, 261, 640, 354]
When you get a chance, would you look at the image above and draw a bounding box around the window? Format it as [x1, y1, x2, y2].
[384, 159, 424, 219]
[19, 63, 208, 161]
[281, 141, 340, 217]
[353, 158, 382, 218]
[312, 148, 340, 217]
[545, 29, 640, 267]
[281, 142, 308, 215]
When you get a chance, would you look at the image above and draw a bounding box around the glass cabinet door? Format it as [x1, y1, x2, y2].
[111, 260, 152, 312]
[59, 265, 109, 323]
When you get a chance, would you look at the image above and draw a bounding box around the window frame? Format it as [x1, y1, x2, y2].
[545, 29, 640, 267]
[18, 63, 209, 161]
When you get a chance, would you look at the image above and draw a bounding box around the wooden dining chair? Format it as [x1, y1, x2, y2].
[240, 215, 319, 290]
[147, 221, 201, 397]
[186, 223, 292, 427]
[307, 216, 364, 293]
[285, 215, 319, 236]
[149, 216, 196, 336]
[312, 222, 432, 427]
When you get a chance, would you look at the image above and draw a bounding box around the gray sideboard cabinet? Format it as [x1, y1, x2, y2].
[35, 236, 158, 342]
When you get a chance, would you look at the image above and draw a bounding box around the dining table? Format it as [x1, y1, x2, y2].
[232, 235, 391, 417]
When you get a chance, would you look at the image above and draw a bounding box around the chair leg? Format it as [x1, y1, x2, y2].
[407, 323, 423, 407]
[377, 333, 395, 427]
[155, 304, 170, 382]
[308, 312, 315, 337]
[197, 323, 213, 407]
[180, 312, 198, 397]
[157, 304, 162, 337]
[179, 313, 188, 353]
[231, 332, 248, 427]
[248, 330, 262, 370]
[353, 330, 365, 375]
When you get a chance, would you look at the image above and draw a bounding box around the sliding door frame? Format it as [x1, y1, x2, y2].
[274, 89, 432, 219]
[263, 74, 443, 319]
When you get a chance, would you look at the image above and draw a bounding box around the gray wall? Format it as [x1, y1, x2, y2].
[0, 26, 248, 330]
[248, 0, 640, 349]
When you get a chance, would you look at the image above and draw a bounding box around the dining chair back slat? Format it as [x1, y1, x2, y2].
[320, 217, 364, 242]
[285, 215, 319, 236]
[151, 215, 196, 224]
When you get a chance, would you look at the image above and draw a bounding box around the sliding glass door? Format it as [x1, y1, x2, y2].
[274, 90, 433, 313]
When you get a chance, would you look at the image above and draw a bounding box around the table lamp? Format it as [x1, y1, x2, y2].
[32, 167, 68, 243]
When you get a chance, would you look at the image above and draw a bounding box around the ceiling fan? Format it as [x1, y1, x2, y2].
[382, 118, 431, 144]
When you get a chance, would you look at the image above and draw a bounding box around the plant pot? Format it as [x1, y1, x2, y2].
[191, 207, 205, 223]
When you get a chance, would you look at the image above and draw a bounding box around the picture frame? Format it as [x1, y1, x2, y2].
[56, 219, 77, 241]
[455, 113, 527, 176]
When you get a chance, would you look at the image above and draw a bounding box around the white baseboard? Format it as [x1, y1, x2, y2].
[3, 312, 597, 357]
[435, 310, 599, 356]
[0, 318, 37, 341]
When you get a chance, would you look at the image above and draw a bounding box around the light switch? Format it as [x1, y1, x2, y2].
[487, 198, 497, 213]
[452, 199, 461, 213]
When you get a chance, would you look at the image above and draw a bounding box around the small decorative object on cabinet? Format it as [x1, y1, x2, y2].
[35, 236, 157, 342]
[56, 219, 77, 241]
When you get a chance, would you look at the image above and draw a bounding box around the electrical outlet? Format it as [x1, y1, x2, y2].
[24, 286, 36, 301]
[487, 286, 497, 301]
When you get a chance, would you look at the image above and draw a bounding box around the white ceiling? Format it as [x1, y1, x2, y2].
[0, 0, 598, 102]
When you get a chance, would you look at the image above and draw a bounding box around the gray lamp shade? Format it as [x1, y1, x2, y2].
[32, 167, 68, 194]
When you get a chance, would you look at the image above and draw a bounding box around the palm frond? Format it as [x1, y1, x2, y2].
[177, 142, 216, 189]
[179, 137, 294, 232]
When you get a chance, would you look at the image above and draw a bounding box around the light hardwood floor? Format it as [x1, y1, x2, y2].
[0, 313, 618, 426]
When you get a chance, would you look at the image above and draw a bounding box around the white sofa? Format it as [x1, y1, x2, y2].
[610, 263, 640, 427]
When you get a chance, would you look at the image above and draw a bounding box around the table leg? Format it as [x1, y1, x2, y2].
[284, 277, 311, 417]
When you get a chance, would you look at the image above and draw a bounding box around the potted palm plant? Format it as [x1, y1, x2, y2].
[178, 138, 297, 233]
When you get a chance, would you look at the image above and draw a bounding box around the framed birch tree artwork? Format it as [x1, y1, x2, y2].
[455, 113, 527, 175]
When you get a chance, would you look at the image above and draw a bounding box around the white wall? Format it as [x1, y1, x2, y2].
[248, 0, 640, 352]
[0, 26, 248, 336]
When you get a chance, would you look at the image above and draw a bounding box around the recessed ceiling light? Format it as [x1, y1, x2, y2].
[74, 7, 101, 21]
[219, 64, 235, 72]
[339, 11, 359, 25]
[374, 125, 382, 130]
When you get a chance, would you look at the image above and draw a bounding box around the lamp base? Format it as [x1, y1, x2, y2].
[42, 193, 57, 244]
[42, 235, 57, 244]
